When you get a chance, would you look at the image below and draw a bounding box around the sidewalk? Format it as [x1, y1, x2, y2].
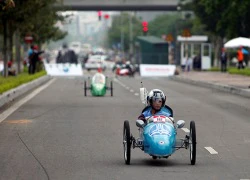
[170, 71, 250, 98]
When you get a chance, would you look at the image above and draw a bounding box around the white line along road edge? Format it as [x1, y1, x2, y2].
[0, 78, 56, 123]
[204, 147, 218, 154]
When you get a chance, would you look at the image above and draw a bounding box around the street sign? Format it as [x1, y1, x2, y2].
[166, 34, 174, 42]
[24, 35, 33, 44]
[182, 29, 191, 37]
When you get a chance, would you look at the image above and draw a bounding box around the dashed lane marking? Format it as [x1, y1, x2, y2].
[181, 128, 190, 133]
[204, 147, 218, 154]
[114, 78, 139, 96]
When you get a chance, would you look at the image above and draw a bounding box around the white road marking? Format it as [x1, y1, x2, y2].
[240, 179, 250, 180]
[113, 78, 139, 96]
[181, 128, 190, 133]
[0, 78, 56, 123]
[204, 147, 218, 154]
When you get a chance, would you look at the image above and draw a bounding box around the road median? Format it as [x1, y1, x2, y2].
[0, 75, 51, 109]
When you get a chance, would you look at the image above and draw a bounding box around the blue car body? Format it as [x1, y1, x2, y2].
[143, 122, 176, 156]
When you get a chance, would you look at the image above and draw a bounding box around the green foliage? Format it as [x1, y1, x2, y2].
[0, 0, 67, 44]
[209, 67, 220, 71]
[191, 0, 250, 39]
[107, 13, 143, 51]
[228, 67, 250, 76]
[0, 70, 46, 94]
[107, 12, 202, 52]
[148, 13, 196, 39]
[209, 66, 250, 76]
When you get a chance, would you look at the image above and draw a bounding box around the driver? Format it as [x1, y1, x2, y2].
[137, 89, 173, 124]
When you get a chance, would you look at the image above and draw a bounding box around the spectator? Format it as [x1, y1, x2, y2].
[220, 48, 227, 72]
[185, 56, 192, 72]
[7, 61, 16, 76]
[237, 47, 244, 69]
[29, 45, 44, 74]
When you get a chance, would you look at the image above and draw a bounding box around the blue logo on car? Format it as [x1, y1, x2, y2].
[63, 67, 69, 73]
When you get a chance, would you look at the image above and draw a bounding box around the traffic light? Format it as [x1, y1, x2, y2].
[142, 21, 148, 35]
[98, 11, 102, 21]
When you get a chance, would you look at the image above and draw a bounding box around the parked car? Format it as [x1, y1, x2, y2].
[85, 55, 106, 71]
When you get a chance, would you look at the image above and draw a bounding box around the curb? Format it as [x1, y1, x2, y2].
[170, 76, 250, 98]
[0, 75, 51, 108]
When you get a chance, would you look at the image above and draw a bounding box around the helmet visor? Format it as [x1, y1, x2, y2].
[152, 97, 162, 103]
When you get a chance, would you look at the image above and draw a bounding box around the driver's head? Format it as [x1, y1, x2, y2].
[147, 89, 166, 111]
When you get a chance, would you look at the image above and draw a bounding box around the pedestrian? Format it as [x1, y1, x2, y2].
[29, 45, 44, 74]
[237, 46, 244, 69]
[220, 48, 227, 72]
[185, 56, 192, 72]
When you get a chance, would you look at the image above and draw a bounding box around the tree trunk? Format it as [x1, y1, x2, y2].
[8, 21, 14, 63]
[3, 18, 8, 77]
[213, 36, 223, 67]
[15, 29, 21, 74]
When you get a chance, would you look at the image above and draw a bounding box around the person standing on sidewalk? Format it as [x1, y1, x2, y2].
[185, 56, 192, 72]
[29, 45, 44, 74]
[237, 46, 244, 69]
[220, 48, 227, 72]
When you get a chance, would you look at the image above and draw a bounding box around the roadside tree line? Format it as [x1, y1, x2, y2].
[107, 0, 250, 66]
[0, 0, 67, 77]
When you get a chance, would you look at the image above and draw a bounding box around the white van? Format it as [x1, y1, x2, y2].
[85, 55, 106, 71]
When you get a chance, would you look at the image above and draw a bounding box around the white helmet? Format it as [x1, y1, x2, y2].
[147, 89, 166, 107]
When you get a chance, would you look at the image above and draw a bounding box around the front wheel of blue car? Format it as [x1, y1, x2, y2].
[123, 120, 131, 165]
[190, 121, 196, 165]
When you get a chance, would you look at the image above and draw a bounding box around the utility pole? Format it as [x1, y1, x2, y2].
[120, 13, 124, 57]
[129, 12, 133, 60]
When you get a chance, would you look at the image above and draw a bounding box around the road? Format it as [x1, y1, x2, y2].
[0, 70, 250, 180]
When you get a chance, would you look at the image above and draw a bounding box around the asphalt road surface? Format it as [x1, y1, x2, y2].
[0, 70, 250, 180]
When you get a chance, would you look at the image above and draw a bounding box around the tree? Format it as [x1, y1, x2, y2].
[0, 0, 66, 76]
[148, 13, 196, 41]
[189, 0, 250, 66]
[107, 13, 142, 52]
[0, 0, 15, 10]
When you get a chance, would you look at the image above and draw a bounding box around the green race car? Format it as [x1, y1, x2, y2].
[84, 72, 113, 96]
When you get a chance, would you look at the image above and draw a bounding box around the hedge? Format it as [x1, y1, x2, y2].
[0, 71, 47, 94]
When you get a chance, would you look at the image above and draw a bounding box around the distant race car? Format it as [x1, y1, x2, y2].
[114, 64, 135, 77]
[84, 72, 113, 96]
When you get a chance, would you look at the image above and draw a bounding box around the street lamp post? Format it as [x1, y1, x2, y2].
[129, 12, 134, 61]
[120, 13, 124, 57]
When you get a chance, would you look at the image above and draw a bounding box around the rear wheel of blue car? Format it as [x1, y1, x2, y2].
[190, 121, 196, 165]
[123, 120, 131, 165]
